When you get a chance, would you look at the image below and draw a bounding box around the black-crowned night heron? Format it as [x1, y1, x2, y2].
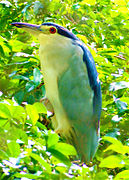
[11, 22, 102, 163]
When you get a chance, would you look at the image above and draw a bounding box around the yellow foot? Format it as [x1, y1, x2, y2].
[55, 126, 71, 138]
[40, 97, 54, 114]
[55, 128, 62, 135]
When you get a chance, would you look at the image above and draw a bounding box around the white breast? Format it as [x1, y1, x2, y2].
[38, 33, 77, 133]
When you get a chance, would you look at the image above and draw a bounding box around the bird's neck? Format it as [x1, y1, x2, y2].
[39, 34, 75, 68]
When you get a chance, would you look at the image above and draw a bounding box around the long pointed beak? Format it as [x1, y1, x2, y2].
[11, 22, 41, 30]
[11, 22, 42, 38]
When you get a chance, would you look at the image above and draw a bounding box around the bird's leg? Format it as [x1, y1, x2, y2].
[41, 98, 64, 135]
[40, 97, 58, 129]
[55, 128, 62, 135]
[40, 96, 54, 114]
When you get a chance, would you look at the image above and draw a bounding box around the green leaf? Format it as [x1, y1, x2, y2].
[0, 45, 5, 57]
[9, 127, 28, 144]
[10, 40, 28, 52]
[0, 119, 9, 127]
[40, 85, 46, 96]
[14, 90, 25, 104]
[25, 81, 36, 92]
[33, 68, 43, 86]
[104, 144, 125, 155]
[0, 150, 9, 159]
[14, 173, 44, 179]
[99, 155, 125, 168]
[103, 136, 126, 154]
[7, 141, 21, 157]
[27, 95, 35, 104]
[11, 105, 26, 123]
[115, 100, 127, 113]
[47, 148, 71, 166]
[5, 126, 28, 144]
[94, 171, 108, 180]
[33, 102, 47, 114]
[51, 143, 77, 156]
[103, 136, 119, 144]
[33, 1, 43, 15]
[26, 104, 39, 125]
[30, 153, 51, 172]
[36, 121, 47, 130]
[13, 75, 30, 81]
[0, 103, 11, 119]
[47, 133, 59, 148]
[114, 170, 129, 180]
[123, 146, 129, 154]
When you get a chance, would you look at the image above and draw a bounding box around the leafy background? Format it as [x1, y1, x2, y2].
[0, 0, 129, 179]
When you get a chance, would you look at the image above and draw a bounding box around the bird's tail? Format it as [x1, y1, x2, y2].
[68, 124, 99, 163]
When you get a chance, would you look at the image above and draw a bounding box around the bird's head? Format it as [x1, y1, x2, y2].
[11, 22, 78, 45]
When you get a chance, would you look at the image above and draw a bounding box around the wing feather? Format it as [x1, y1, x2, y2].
[58, 43, 102, 162]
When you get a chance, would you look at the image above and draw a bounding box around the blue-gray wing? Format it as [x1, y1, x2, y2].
[58, 41, 102, 162]
[78, 43, 102, 128]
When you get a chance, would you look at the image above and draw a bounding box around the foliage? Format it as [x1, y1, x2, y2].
[0, 0, 129, 179]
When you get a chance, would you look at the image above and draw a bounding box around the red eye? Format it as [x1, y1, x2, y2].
[49, 27, 56, 34]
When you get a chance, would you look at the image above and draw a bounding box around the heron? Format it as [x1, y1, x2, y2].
[11, 22, 102, 163]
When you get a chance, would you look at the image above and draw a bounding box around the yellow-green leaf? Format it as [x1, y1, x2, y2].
[29, 153, 51, 172]
[0, 103, 11, 119]
[99, 155, 125, 168]
[33, 102, 47, 114]
[47, 133, 59, 148]
[114, 170, 129, 180]
[7, 141, 21, 157]
[80, 0, 96, 5]
[26, 104, 39, 125]
[50, 143, 77, 156]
